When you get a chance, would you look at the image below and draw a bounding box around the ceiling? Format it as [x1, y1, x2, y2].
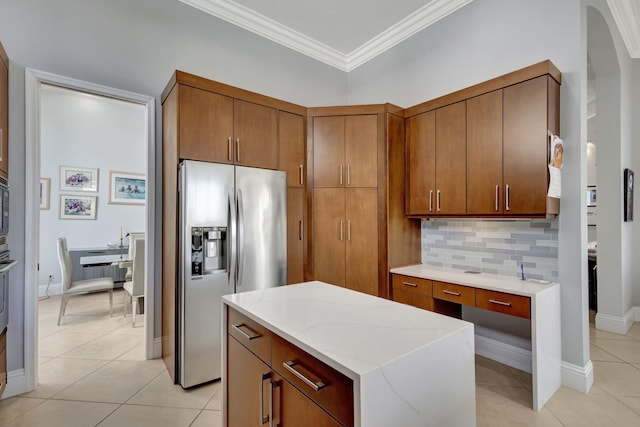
[180, 0, 640, 72]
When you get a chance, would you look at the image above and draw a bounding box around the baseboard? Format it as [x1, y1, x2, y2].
[1, 369, 28, 399]
[595, 309, 635, 335]
[153, 337, 162, 359]
[39, 283, 61, 297]
[475, 333, 532, 373]
[561, 360, 594, 393]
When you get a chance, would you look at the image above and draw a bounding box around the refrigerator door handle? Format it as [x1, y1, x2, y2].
[228, 189, 237, 290]
[237, 189, 245, 288]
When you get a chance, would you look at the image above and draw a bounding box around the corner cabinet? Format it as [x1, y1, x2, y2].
[405, 60, 561, 218]
[0, 41, 8, 180]
[309, 106, 421, 298]
[161, 71, 307, 383]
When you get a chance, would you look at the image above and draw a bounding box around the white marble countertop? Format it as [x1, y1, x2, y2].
[391, 264, 558, 297]
[222, 281, 473, 380]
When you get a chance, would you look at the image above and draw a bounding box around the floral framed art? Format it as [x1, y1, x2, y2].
[108, 171, 146, 205]
[59, 194, 97, 220]
[39, 178, 51, 210]
[60, 166, 98, 192]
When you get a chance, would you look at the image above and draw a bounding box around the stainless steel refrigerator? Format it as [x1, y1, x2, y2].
[178, 160, 286, 388]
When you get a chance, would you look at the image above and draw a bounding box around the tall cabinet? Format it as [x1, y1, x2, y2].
[161, 71, 307, 382]
[309, 106, 421, 298]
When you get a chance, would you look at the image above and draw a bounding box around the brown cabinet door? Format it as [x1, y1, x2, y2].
[0, 54, 8, 179]
[467, 90, 503, 214]
[178, 85, 233, 163]
[234, 99, 278, 169]
[503, 76, 549, 215]
[313, 116, 345, 188]
[286, 187, 304, 284]
[345, 115, 377, 188]
[273, 374, 343, 427]
[227, 336, 273, 427]
[405, 111, 436, 215]
[345, 188, 378, 296]
[313, 188, 345, 287]
[435, 101, 466, 215]
[279, 111, 305, 187]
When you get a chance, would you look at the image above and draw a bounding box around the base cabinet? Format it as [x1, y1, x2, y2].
[226, 307, 353, 427]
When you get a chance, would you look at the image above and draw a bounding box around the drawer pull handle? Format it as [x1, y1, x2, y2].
[489, 299, 512, 307]
[232, 323, 261, 341]
[403, 282, 418, 287]
[260, 372, 270, 425]
[282, 361, 326, 392]
[442, 290, 461, 296]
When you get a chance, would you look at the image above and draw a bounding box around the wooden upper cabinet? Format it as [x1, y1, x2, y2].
[279, 111, 305, 187]
[503, 76, 553, 215]
[313, 116, 345, 188]
[405, 111, 436, 215]
[179, 85, 234, 164]
[467, 90, 504, 214]
[234, 99, 277, 169]
[435, 101, 466, 215]
[313, 115, 377, 188]
[0, 42, 8, 180]
[345, 115, 377, 187]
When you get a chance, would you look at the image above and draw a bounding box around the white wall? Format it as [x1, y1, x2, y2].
[346, 0, 588, 371]
[39, 84, 146, 291]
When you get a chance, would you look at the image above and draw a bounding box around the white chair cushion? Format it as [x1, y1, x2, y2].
[67, 277, 114, 295]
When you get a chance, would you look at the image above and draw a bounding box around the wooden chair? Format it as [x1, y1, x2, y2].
[57, 237, 114, 325]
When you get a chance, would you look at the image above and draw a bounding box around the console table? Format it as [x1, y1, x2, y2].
[390, 264, 561, 411]
[69, 246, 128, 283]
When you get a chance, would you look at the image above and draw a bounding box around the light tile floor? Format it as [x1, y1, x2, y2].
[1, 293, 640, 426]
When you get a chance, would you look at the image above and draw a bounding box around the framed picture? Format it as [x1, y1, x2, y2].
[108, 171, 146, 205]
[624, 168, 634, 222]
[59, 194, 97, 220]
[39, 178, 51, 210]
[587, 186, 597, 207]
[60, 166, 98, 192]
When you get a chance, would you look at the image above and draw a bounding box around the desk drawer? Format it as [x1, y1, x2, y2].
[272, 334, 354, 427]
[227, 307, 272, 364]
[392, 274, 432, 296]
[433, 281, 475, 306]
[476, 289, 531, 319]
[392, 287, 434, 311]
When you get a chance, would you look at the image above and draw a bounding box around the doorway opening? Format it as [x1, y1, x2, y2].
[24, 69, 155, 392]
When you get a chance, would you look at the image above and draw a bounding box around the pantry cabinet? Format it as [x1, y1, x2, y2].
[0, 41, 8, 180]
[286, 187, 304, 284]
[405, 101, 466, 216]
[310, 107, 421, 298]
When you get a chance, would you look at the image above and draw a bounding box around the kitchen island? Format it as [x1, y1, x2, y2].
[222, 281, 476, 427]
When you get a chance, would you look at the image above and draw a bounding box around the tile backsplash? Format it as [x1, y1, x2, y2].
[422, 219, 558, 281]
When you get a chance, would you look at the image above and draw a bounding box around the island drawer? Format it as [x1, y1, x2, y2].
[475, 289, 531, 319]
[392, 274, 432, 296]
[433, 281, 475, 306]
[272, 334, 354, 427]
[227, 307, 272, 364]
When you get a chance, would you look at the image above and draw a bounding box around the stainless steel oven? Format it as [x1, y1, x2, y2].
[0, 178, 8, 253]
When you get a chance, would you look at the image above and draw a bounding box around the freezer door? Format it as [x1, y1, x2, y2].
[179, 160, 234, 388]
[235, 166, 287, 292]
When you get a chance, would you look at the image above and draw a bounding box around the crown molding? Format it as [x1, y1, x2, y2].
[180, 0, 474, 72]
[607, 0, 640, 58]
